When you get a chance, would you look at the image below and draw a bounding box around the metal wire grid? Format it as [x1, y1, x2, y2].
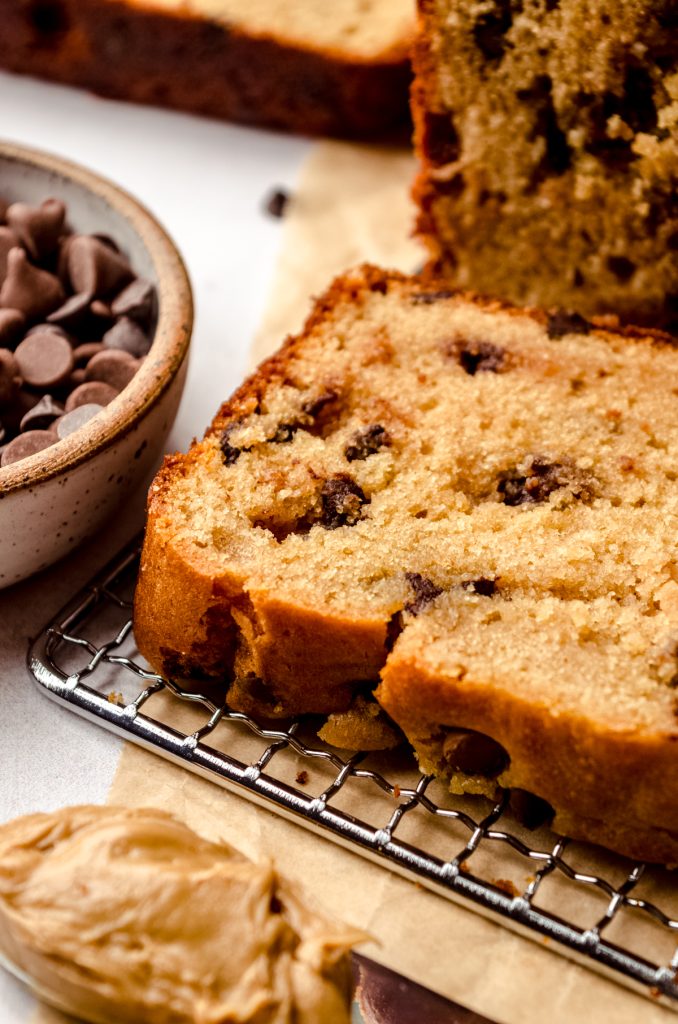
[27, 537, 678, 1011]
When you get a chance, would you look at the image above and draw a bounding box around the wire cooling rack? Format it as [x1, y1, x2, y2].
[28, 537, 678, 1012]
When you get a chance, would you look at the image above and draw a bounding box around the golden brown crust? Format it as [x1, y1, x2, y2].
[376, 656, 678, 856]
[135, 460, 241, 686]
[0, 0, 412, 139]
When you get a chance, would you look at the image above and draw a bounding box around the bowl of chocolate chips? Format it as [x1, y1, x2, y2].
[0, 142, 192, 586]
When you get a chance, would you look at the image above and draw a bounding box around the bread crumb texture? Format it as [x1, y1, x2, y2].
[135, 266, 678, 862]
[413, 0, 678, 326]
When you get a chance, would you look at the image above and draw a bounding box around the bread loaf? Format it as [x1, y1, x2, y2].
[412, 0, 678, 327]
[0, 0, 413, 138]
[135, 265, 678, 863]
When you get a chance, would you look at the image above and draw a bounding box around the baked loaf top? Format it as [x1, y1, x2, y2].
[141, 0, 414, 61]
[0, 0, 413, 138]
[135, 266, 678, 861]
[413, 0, 678, 326]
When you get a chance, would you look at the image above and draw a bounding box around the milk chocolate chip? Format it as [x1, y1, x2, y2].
[0, 248, 64, 320]
[65, 381, 118, 412]
[0, 350, 19, 404]
[498, 457, 594, 506]
[110, 278, 156, 325]
[19, 394, 64, 431]
[0, 309, 25, 349]
[67, 235, 134, 298]
[55, 403, 103, 439]
[7, 198, 66, 261]
[345, 424, 390, 462]
[509, 789, 554, 830]
[404, 572, 443, 614]
[46, 292, 93, 332]
[1, 429, 56, 466]
[442, 729, 509, 777]
[0, 226, 19, 282]
[0, 193, 155, 470]
[546, 310, 591, 339]
[456, 340, 506, 375]
[85, 349, 137, 391]
[103, 317, 151, 358]
[319, 476, 367, 529]
[15, 331, 74, 389]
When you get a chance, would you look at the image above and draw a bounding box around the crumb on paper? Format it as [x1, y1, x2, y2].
[295, 770, 309, 785]
[458, 859, 470, 874]
[393, 784, 401, 799]
[107, 692, 124, 706]
[493, 878, 519, 898]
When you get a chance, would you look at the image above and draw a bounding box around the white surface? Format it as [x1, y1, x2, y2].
[0, 68, 311, 1020]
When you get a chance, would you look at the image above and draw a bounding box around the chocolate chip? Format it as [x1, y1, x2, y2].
[519, 75, 571, 184]
[84, 349, 137, 391]
[220, 423, 246, 465]
[319, 476, 367, 529]
[0, 309, 25, 350]
[55, 402, 103, 439]
[0, 227, 20, 283]
[90, 298, 113, 320]
[455, 340, 506, 375]
[509, 789, 555, 830]
[67, 235, 134, 299]
[546, 310, 591, 339]
[421, 111, 460, 166]
[498, 457, 594, 506]
[6, 198, 65, 261]
[14, 330, 74, 389]
[269, 422, 298, 444]
[0, 248, 65, 320]
[110, 278, 156, 325]
[404, 572, 444, 614]
[0, 350, 19, 405]
[102, 317, 151, 357]
[25, 322, 69, 339]
[462, 577, 497, 596]
[442, 728, 509, 777]
[302, 390, 338, 420]
[19, 393, 63, 431]
[2, 388, 40, 434]
[65, 380, 118, 411]
[1, 428, 56, 465]
[345, 424, 390, 462]
[264, 188, 290, 218]
[473, 0, 515, 60]
[0, 193, 153, 466]
[72, 341, 104, 367]
[411, 289, 456, 305]
[46, 291, 93, 331]
[607, 256, 636, 281]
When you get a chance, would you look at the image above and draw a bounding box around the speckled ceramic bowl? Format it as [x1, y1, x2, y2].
[0, 142, 192, 587]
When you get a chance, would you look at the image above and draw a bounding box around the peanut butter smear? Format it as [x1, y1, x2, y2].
[0, 805, 363, 1024]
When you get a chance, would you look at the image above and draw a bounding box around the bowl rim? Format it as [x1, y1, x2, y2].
[0, 140, 193, 495]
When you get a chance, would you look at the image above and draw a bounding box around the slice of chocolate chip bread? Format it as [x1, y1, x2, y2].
[412, 0, 678, 327]
[135, 265, 678, 863]
[0, 0, 413, 139]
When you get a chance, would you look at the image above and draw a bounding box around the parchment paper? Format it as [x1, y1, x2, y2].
[34, 140, 678, 1024]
